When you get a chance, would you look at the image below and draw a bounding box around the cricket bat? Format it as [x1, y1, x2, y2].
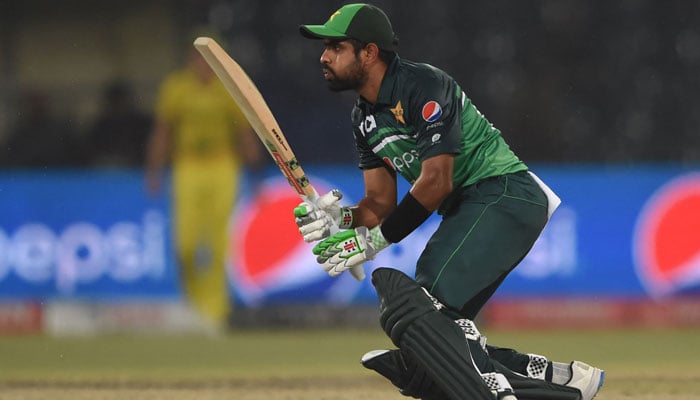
[193, 36, 365, 281]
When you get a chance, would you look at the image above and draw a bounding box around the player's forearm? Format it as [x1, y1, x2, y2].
[370, 155, 453, 243]
[351, 166, 398, 228]
[410, 154, 455, 211]
[409, 175, 452, 212]
[350, 197, 396, 229]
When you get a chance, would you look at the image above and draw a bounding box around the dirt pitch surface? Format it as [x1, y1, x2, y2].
[0, 328, 698, 400]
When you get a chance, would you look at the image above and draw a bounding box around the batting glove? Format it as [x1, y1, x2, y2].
[312, 226, 389, 277]
[293, 190, 352, 242]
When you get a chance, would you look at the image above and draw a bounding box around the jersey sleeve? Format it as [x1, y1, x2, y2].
[405, 67, 462, 161]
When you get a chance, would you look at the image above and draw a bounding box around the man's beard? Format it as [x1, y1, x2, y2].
[323, 62, 366, 92]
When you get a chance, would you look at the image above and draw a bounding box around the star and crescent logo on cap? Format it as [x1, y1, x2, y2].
[390, 101, 405, 124]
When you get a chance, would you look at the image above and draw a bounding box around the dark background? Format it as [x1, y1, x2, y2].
[1, 0, 699, 166]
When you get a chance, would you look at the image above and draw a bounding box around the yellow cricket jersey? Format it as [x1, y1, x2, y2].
[154, 68, 250, 328]
[156, 68, 248, 162]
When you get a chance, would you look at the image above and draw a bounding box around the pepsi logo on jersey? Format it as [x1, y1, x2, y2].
[421, 101, 443, 122]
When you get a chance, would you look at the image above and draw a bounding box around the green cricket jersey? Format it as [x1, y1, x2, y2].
[352, 56, 527, 188]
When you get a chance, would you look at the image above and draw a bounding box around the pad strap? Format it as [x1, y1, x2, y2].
[526, 354, 549, 380]
[481, 372, 514, 399]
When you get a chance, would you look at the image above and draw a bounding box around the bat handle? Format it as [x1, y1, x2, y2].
[305, 192, 366, 282]
[350, 264, 367, 281]
[329, 224, 366, 281]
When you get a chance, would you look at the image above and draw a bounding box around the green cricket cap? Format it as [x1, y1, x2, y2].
[299, 3, 398, 51]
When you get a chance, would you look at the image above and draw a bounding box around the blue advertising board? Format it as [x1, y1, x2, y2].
[1, 165, 699, 306]
[0, 170, 179, 300]
[229, 164, 700, 306]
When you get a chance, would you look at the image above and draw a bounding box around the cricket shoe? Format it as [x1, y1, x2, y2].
[565, 361, 605, 400]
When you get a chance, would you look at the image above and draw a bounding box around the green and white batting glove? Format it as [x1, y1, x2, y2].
[293, 189, 353, 242]
[312, 226, 389, 277]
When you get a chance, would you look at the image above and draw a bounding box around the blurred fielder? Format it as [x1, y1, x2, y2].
[146, 35, 262, 330]
[294, 4, 604, 400]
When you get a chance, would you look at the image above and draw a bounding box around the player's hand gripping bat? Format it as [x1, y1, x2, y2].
[193, 36, 365, 281]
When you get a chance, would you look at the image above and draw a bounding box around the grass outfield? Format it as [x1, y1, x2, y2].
[0, 328, 698, 399]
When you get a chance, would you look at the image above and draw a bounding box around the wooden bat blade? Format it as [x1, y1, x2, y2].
[193, 36, 365, 281]
[193, 36, 315, 199]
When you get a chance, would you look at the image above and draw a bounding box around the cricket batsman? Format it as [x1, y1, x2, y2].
[293, 3, 605, 400]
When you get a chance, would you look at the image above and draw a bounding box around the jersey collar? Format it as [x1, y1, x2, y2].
[356, 54, 400, 110]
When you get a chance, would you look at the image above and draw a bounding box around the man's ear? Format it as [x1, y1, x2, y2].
[363, 43, 380, 63]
